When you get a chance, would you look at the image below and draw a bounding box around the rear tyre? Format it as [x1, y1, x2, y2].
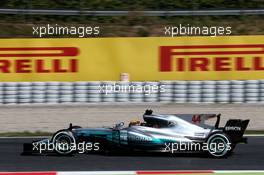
[206, 132, 232, 158]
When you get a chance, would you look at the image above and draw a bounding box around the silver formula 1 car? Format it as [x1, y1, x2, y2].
[23, 110, 249, 158]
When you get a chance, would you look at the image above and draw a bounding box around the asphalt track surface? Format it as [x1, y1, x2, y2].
[0, 137, 263, 171]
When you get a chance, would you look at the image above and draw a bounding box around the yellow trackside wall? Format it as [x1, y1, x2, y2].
[0, 36, 263, 82]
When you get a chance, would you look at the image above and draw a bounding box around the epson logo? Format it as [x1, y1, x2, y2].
[225, 126, 241, 131]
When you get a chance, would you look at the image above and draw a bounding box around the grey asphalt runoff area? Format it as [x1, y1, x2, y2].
[0, 137, 263, 171]
[0, 103, 263, 132]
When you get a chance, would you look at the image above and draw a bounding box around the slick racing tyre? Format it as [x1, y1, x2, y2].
[51, 130, 76, 155]
[206, 132, 232, 158]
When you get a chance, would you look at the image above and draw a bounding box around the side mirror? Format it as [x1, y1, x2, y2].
[215, 114, 221, 129]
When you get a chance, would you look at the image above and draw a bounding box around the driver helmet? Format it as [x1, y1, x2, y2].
[129, 120, 141, 127]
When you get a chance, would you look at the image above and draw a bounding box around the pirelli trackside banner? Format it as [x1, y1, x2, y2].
[0, 36, 263, 81]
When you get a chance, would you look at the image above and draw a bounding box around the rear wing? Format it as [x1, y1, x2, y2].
[223, 119, 250, 143]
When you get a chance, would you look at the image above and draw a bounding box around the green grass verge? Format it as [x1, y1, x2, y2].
[217, 174, 264, 175]
[89, 174, 264, 175]
[0, 15, 263, 37]
[245, 130, 264, 134]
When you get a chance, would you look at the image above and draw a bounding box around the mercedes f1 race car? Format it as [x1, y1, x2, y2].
[23, 110, 249, 158]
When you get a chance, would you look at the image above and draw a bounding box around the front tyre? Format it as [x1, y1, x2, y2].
[206, 132, 232, 158]
[51, 130, 76, 155]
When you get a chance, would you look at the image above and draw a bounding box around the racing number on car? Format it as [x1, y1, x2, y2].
[192, 115, 201, 124]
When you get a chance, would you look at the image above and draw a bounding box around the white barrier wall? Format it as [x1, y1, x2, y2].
[0, 80, 263, 104]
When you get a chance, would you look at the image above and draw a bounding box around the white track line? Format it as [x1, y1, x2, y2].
[57, 171, 264, 175]
[2, 171, 264, 175]
[58, 171, 136, 175]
